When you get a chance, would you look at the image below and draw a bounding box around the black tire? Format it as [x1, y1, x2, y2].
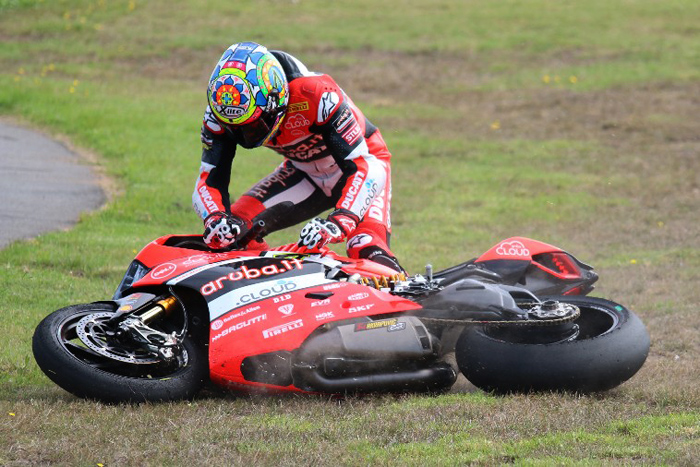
[32, 302, 208, 403]
[455, 296, 650, 393]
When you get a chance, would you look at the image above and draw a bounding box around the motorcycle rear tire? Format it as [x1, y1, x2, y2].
[33, 302, 208, 403]
[455, 296, 650, 393]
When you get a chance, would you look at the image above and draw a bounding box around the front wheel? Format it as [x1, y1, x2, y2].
[32, 302, 208, 403]
[455, 296, 650, 393]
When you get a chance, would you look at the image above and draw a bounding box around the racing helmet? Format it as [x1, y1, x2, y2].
[207, 42, 289, 148]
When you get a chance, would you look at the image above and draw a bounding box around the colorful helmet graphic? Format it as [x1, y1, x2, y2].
[207, 42, 289, 148]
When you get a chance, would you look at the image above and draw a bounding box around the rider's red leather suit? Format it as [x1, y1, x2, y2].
[193, 51, 399, 268]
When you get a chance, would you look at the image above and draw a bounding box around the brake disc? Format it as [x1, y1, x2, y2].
[76, 312, 160, 364]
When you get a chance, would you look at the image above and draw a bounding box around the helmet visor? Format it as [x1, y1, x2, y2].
[238, 110, 284, 149]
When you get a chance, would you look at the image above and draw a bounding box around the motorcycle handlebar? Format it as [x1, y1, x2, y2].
[230, 219, 266, 250]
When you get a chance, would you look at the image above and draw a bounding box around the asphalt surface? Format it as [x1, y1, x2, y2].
[0, 121, 105, 249]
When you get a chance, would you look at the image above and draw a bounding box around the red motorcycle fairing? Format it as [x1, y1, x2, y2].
[129, 243, 421, 393]
[129, 235, 262, 283]
[477, 237, 568, 262]
[474, 237, 597, 295]
[128, 235, 401, 290]
[207, 280, 420, 391]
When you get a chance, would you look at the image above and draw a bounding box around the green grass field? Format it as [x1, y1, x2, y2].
[1, 0, 699, 464]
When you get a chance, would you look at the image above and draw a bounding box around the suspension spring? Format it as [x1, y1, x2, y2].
[359, 273, 408, 290]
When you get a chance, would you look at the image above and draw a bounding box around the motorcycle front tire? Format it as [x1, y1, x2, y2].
[455, 296, 650, 393]
[33, 302, 208, 403]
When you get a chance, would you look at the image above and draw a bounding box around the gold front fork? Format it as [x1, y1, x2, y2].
[137, 296, 178, 324]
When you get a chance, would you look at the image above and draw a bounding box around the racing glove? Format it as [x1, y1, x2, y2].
[203, 211, 246, 249]
[298, 210, 359, 250]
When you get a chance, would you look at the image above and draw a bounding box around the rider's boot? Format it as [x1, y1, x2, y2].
[357, 245, 407, 275]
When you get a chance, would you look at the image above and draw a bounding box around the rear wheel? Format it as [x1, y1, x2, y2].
[33, 302, 208, 403]
[455, 296, 650, 393]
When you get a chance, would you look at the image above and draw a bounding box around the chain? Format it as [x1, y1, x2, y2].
[358, 276, 580, 327]
[417, 304, 581, 327]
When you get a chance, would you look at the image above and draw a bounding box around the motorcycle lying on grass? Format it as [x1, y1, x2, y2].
[33, 217, 650, 403]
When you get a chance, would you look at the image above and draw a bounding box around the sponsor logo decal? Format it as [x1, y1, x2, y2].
[332, 107, 354, 132]
[212, 314, 267, 342]
[323, 282, 348, 291]
[341, 171, 366, 210]
[355, 318, 399, 331]
[348, 303, 375, 314]
[184, 254, 209, 266]
[311, 299, 331, 307]
[288, 101, 309, 113]
[348, 292, 369, 301]
[238, 281, 298, 305]
[341, 123, 362, 146]
[200, 258, 304, 296]
[198, 185, 220, 213]
[347, 233, 373, 250]
[315, 311, 335, 321]
[367, 188, 386, 223]
[274, 294, 292, 303]
[222, 60, 246, 70]
[150, 263, 177, 280]
[359, 179, 379, 217]
[263, 319, 304, 339]
[278, 304, 295, 316]
[279, 133, 327, 161]
[284, 113, 311, 130]
[318, 92, 339, 122]
[495, 240, 531, 257]
[183, 252, 232, 267]
[335, 216, 357, 233]
[207, 272, 333, 321]
[211, 319, 224, 330]
[220, 305, 261, 324]
[116, 293, 142, 313]
[388, 322, 406, 332]
[339, 173, 379, 218]
[209, 74, 252, 120]
[247, 166, 297, 199]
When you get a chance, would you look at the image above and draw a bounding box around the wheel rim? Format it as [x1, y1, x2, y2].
[55, 308, 189, 378]
[574, 303, 620, 339]
[483, 303, 620, 345]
